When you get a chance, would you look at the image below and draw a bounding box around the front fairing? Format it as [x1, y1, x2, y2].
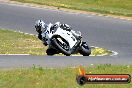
[53, 27, 78, 49]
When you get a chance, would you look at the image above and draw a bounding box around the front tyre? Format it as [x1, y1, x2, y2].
[79, 42, 91, 56]
[51, 36, 71, 56]
[46, 48, 58, 56]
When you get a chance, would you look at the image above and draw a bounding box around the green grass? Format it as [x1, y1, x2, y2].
[0, 29, 112, 56]
[0, 65, 131, 88]
[0, 29, 47, 55]
[11, 0, 132, 16]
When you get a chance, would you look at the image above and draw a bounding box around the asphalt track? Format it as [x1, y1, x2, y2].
[0, 2, 132, 68]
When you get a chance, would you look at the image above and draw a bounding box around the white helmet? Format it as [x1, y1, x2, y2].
[35, 20, 46, 33]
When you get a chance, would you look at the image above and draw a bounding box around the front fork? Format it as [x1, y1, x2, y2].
[70, 39, 82, 54]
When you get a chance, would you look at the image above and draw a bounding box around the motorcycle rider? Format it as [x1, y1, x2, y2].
[35, 20, 82, 55]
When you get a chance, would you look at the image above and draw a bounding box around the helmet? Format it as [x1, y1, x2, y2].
[35, 20, 46, 33]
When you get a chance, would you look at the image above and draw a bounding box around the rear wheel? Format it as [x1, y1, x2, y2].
[79, 42, 91, 56]
[51, 36, 71, 56]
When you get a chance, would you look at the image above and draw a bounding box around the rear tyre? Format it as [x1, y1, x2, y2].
[51, 36, 71, 56]
[79, 42, 91, 56]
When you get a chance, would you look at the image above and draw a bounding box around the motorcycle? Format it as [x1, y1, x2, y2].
[41, 23, 91, 56]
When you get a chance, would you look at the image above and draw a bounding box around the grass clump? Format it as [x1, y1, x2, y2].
[91, 47, 112, 56]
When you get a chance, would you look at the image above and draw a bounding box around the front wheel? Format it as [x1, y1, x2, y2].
[51, 36, 71, 56]
[79, 42, 91, 56]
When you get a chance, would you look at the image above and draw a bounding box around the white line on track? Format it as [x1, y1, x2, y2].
[0, 54, 30, 55]
[110, 51, 118, 56]
[14, 30, 37, 36]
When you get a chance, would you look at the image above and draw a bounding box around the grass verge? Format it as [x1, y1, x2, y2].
[0, 29, 112, 56]
[11, 0, 132, 17]
[0, 64, 131, 88]
[0, 29, 47, 55]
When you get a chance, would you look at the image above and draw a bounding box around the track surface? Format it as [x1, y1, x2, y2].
[0, 2, 132, 68]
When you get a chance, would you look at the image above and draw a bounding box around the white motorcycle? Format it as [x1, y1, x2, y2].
[42, 23, 91, 56]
